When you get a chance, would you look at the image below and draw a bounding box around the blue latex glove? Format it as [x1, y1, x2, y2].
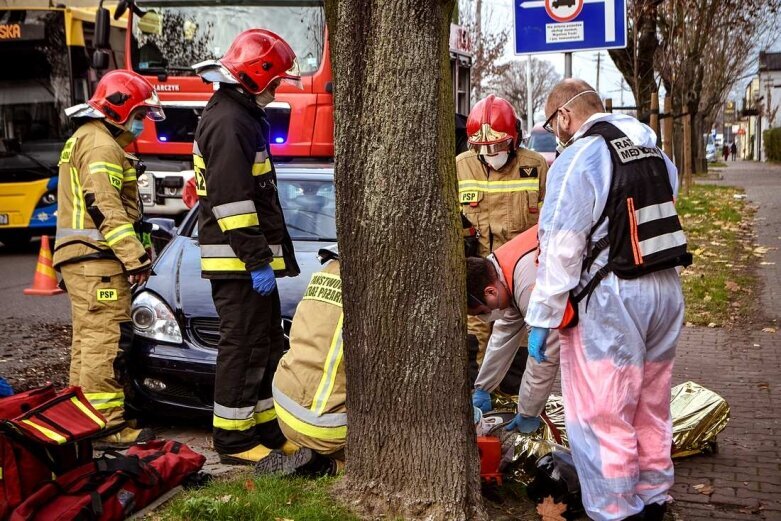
[472, 389, 492, 414]
[528, 326, 550, 363]
[250, 265, 276, 296]
[504, 413, 542, 433]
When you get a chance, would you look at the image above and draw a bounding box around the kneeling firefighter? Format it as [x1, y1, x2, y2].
[192, 29, 301, 464]
[54, 70, 165, 447]
[256, 248, 344, 476]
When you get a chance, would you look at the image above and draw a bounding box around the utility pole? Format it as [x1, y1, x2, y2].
[595, 52, 601, 94]
[474, 0, 483, 100]
[564, 52, 572, 78]
[619, 77, 625, 108]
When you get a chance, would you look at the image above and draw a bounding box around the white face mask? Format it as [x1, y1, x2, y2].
[255, 89, 275, 108]
[482, 151, 509, 170]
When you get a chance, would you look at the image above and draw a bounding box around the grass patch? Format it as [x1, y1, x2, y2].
[709, 161, 728, 168]
[156, 473, 358, 521]
[677, 184, 758, 326]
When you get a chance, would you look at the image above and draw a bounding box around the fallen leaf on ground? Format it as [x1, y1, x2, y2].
[725, 281, 740, 291]
[762, 327, 776, 333]
[218, 494, 233, 503]
[536, 496, 567, 520]
[757, 382, 770, 391]
[707, 322, 717, 328]
[693, 483, 714, 495]
[244, 479, 255, 491]
[275, 518, 295, 521]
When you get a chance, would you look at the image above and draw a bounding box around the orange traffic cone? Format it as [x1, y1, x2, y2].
[24, 236, 64, 296]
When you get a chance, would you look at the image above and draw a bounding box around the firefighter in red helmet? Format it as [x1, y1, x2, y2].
[192, 29, 302, 464]
[55, 70, 165, 447]
[458, 95, 549, 365]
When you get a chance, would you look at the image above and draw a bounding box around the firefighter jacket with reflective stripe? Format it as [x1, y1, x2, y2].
[53, 120, 150, 273]
[577, 122, 691, 293]
[194, 87, 299, 279]
[457, 147, 548, 255]
[272, 259, 346, 442]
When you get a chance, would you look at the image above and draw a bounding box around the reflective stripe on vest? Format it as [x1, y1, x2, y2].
[200, 244, 286, 272]
[69, 166, 85, 229]
[302, 272, 342, 307]
[252, 150, 272, 176]
[56, 228, 105, 242]
[491, 224, 539, 290]
[310, 314, 344, 415]
[272, 384, 347, 441]
[212, 200, 259, 232]
[458, 178, 539, 194]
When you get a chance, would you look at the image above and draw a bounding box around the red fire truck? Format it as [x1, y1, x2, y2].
[98, 0, 470, 216]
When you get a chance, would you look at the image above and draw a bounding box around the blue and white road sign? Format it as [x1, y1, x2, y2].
[514, 0, 627, 55]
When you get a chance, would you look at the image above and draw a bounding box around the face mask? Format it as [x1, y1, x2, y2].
[255, 89, 275, 108]
[482, 151, 509, 171]
[129, 119, 145, 138]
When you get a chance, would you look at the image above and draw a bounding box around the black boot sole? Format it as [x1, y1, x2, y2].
[254, 448, 315, 476]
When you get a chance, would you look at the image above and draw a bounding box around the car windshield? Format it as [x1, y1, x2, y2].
[191, 178, 336, 241]
[528, 130, 557, 153]
[131, 2, 325, 76]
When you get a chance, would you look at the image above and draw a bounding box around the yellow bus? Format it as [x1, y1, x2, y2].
[0, 6, 125, 248]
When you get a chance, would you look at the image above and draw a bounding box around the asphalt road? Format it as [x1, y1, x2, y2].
[0, 240, 70, 323]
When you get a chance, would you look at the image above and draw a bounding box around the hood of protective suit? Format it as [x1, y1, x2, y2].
[574, 113, 658, 149]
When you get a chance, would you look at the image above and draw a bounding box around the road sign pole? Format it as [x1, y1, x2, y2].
[564, 52, 572, 78]
[527, 55, 534, 132]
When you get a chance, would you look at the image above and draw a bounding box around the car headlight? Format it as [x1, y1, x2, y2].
[132, 291, 183, 344]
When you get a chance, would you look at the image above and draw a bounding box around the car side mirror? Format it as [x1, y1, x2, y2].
[147, 217, 177, 254]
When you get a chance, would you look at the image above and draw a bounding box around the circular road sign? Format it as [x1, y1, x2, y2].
[545, 0, 584, 23]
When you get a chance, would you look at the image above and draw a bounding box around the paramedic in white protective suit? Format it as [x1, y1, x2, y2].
[524, 79, 691, 521]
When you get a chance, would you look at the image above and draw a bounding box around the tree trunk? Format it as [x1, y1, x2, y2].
[608, 0, 658, 121]
[323, 1, 486, 520]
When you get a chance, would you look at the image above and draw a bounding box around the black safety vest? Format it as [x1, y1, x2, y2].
[573, 122, 692, 303]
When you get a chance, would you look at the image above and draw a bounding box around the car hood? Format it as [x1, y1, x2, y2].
[142, 237, 332, 321]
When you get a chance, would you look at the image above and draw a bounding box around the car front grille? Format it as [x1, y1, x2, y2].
[189, 317, 293, 349]
[190, 317, 220, 348]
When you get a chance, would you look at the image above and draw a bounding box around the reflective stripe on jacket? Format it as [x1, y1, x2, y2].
[194, 87, 299, 279]
[53, 120, 149, 272]
[457, 148, 548, 255]
[272, 260, 346, 441]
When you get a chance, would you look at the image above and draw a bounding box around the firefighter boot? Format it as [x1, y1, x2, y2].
[93, 427, 156, 450]
[254, 448, 337, 477]
[219, 443, 274, 466]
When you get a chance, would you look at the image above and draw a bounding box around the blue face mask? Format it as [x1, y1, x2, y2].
[129, 119, 145, 138]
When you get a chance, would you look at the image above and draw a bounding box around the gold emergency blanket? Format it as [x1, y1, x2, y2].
[494, 381, 730, 483]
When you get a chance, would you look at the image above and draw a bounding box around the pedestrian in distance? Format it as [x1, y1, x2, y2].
[722, 143, 729, 162]
[730, 141, 737, 161]
[466, 225, 561, 434]
[55, 70, 166, 448]
[525, 79, 691, 521]
[457, 95, 549, 368]
[192, 29, 302, 465]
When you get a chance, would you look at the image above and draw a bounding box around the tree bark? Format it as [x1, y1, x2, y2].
[324, 1, 486, 520]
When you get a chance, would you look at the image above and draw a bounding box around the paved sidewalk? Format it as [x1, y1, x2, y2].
[670, 161, 781, 519]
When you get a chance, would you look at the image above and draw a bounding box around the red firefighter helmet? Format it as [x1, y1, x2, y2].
[216, 29, 302, 94]
[466, 95, 520, 154]
[87, 70, 165, 125]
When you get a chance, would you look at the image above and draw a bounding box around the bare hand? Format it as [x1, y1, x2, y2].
[128, 269, 151, 286]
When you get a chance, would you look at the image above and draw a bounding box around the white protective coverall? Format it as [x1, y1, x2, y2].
[525, 113, 685, 520]
[475, 254, 560, 418]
